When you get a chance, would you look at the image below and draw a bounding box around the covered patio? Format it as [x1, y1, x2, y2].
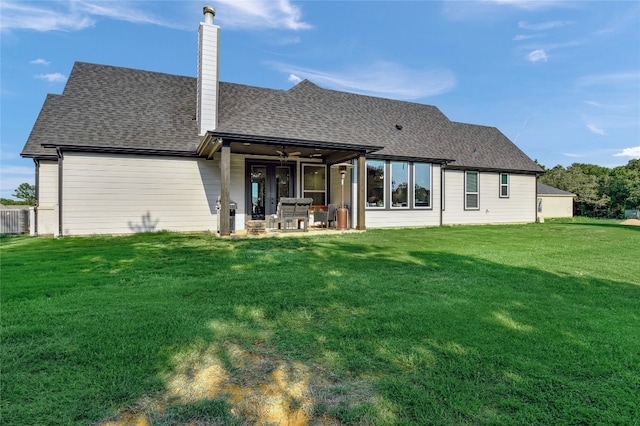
[197, 133, 381, 236]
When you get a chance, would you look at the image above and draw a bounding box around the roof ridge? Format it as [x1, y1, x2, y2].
[288, 78, 448, 111]
[287, 79, 322, 92]
[72, 61, 194, 79]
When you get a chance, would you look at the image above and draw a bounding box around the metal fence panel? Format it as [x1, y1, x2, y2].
[1, 209, 30, 234]
[624, 210, 639, 219]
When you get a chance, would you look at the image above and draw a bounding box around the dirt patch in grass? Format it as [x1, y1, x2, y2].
[96, 341, 376, 425]
[621, 218, 640, 226]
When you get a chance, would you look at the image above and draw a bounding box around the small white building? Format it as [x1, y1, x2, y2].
[537, 183, 575, 219]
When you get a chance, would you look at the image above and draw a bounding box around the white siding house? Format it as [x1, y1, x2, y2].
[60, 153, 220, 235]
[442, 170, 536, 225]
[21, 7, 543, 236]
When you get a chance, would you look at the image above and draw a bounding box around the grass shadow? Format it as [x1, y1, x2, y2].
[2, 228, 639, 425]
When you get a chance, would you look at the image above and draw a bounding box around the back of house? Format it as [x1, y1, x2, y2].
[21, 5, 543, 237]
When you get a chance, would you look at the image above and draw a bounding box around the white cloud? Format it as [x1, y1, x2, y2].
[1, 1, 94, 32]
[513, 34, 536, 41]
[0, 1, 181, 33]
[0, 162, 35, 198]
[484, 0, 566, 10]
[288, 74, 302, 84]
[527, 49, 548, 62]
[577, 72, 640, 87]
[519, 20, 572, 31]
[583, 100, 629, 111]
[35, 73, 67, 83]
[584, 100, 605, 107]
[30, 58, 51, 66]
[271, 61, 456, 100]
[517, 40, 583, 63]
[78, 1, 183, 28]
[1, 166, 34, 175]
[586, 123, 605, 135]
[614, 146, 640, 158]
[214, 0, 311, 30]
[443, 0, 570, 21]
[0, 176, 35, 197]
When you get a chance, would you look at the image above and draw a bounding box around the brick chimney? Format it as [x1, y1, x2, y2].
[197, 5, 219, 135]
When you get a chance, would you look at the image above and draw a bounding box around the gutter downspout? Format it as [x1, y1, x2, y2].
[57, 148, 63, 238]
[440, 161, 446, 227]
[34, 158, 39, 236]
[350, 157, 356, 229]
[535, 175, 539, 223]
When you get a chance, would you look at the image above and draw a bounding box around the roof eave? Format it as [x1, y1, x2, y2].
[367, 153, 455, 164]
[445, 164, 544, 175]
[20, 153, 58, 161]
[42, 144, 198, 157]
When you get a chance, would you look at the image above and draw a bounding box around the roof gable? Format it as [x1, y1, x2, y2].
[443, 122, 543, 172]
[23, 62, 201, 156]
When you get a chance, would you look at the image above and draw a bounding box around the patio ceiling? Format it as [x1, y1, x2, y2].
[197, 132, 381, 165]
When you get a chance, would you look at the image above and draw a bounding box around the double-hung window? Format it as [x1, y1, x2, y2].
[500, 173, 509, 198]
[302, 164, 326, 205]
[465, 171, 480, 210]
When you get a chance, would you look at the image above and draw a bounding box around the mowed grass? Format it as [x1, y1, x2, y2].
[1, 218, 639, 425]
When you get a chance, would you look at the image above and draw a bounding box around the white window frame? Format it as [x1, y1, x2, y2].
[302, 164, 327, 205]
[465, 170, 480, 210]
[413, 163, 432, 209]
[500, 173, 509, 198]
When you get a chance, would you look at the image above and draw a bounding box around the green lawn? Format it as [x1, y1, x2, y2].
[2, 219, 639, 425]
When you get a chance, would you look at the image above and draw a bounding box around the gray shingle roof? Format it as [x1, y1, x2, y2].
[21, 94, 63, 158]
[22, 62, 201, 157]
[22, 62, 543, 173]
[537, 182, 576, 196]
[215, 80, 451, 156]
[443, 122, 543, 172]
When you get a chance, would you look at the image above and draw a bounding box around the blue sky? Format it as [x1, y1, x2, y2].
[1, 0, 639, 199]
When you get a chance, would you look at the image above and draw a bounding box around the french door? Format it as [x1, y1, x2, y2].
[246, 162, 294, 220]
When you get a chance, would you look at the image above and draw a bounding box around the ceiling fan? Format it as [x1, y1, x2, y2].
[276, 146, 301, 160]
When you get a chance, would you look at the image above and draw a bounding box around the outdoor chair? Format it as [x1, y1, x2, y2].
[315, 204, 338, 228]
[274, 198, 313, 232]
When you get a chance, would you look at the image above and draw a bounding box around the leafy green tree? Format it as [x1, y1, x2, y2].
[12, 183, 35, 205]
[604, 167, 629, 218]
[624, 160, 640, 210]
[539, 164, 609, 217]
[0, 198, 29, 206]
[540, 160, 639, 218]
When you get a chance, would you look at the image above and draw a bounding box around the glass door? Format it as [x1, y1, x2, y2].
[250, 165, 267, 219]
[248, 162, 294, 220]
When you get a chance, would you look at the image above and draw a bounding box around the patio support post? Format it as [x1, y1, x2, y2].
[219, 139, 231, 236]
[357, 154, 366, 230]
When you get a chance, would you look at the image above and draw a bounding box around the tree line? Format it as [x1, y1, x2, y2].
[538, 159, 640, 218]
